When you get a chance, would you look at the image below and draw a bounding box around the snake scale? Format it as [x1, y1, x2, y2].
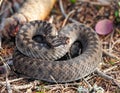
[13, 20, 102, 83]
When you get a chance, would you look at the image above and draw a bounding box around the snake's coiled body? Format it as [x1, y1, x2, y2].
[13, 21, 102, 83]
[15, 20, 73, 60]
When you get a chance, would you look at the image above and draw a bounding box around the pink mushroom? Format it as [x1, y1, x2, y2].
[95, 19, 113, 35]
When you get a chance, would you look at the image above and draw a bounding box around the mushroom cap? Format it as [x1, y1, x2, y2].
[95, 19, 113, 35]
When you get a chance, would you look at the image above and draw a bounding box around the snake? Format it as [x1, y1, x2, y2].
[15, 20, 72, 60]
[13, 20, 102, 83]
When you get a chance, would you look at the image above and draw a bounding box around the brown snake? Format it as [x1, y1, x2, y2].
[13, 20, 102, 83]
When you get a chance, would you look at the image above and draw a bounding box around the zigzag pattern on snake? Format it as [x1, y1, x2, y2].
[13, 20, 102, 83]
[15, 20, 72, 60]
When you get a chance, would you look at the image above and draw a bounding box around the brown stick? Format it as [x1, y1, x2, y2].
[95, 69, 120, 88]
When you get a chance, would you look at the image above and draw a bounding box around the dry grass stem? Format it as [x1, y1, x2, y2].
[62, 10, 75, 27]
[95, 69, 120, 88]
[78, 0, 111, 6]
[103, 65, 118, 73]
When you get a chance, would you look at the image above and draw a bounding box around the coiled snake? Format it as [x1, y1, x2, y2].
[13, 20, 102, 83]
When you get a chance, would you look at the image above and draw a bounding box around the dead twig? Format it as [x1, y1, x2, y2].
[83, 78, 92, 89]
[0, 57, 12, 93]
[59, 0, 80, 24]
[109, 29, 115, 53]
[102, 27, 120, 61]
[78, 0, 111, 6]
[103, 65, 118, 73]
[102, 49, 120, 61]
[62, 10, 75, 27]
[95, 69, 120, 88]
[0, 78, 25, 85]
[12, 83, 33, 90]
[111, 39, 120, 50]
[44, 83, 80, 89]
[6, 76, 12, 93]
[0, 37, 2, 49]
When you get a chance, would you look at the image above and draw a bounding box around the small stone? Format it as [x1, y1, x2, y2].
[95, 19, 113, 35]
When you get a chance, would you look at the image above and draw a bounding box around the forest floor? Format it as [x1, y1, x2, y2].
[0, 0, 120, 93]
